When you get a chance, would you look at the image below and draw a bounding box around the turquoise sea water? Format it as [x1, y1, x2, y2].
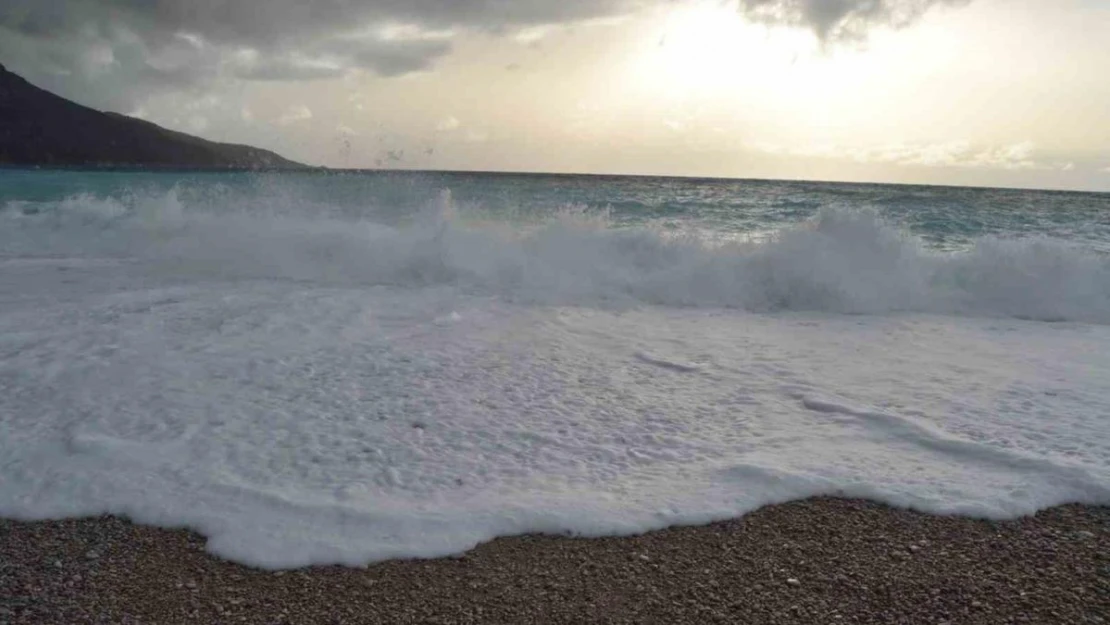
[4, 169, 1109, 252]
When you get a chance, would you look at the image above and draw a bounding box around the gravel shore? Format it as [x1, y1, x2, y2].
[2, 497, 1107, 624]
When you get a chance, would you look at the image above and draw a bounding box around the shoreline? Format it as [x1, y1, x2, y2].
[2, 497, 1107, 624]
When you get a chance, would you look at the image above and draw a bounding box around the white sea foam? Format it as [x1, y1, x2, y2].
[1, 187, 1108, 568]
[4, 188, 1108, 322]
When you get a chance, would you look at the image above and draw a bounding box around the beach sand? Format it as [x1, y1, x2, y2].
[2, 497, 1107, 624]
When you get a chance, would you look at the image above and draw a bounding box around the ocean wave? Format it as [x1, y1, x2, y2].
[4, 187, 1109, 323]
[3, 184, 1110, 568]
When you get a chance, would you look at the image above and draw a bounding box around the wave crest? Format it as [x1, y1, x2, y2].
[4, 187, 1109, 323]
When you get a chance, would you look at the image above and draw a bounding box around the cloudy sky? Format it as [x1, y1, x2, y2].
[2, 0, 1108, 190]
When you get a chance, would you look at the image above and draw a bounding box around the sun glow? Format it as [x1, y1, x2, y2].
[633, 2, 816, 94]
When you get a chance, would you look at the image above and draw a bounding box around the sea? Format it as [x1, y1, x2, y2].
[1, 168, 1108, 568]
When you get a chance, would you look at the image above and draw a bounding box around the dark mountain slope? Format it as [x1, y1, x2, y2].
[0, 63, 305, 169]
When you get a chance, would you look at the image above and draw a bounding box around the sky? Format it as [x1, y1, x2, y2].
[2, 0, 1108, 191]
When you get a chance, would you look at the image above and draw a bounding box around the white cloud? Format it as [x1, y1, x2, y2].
[888, 141, 974, 167]
[747, 140, 1074, 171]
[435, 116, 461, 132]
[174, 32, 205, 49]
[376, 24, 456, 42]
[663, 119, 688, 132]
[277, 104, 313, 125]
[966, 141, 1037, 170]
[513, 25, 554, 45]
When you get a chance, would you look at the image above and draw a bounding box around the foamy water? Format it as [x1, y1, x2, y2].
[1, 171, 1108, 568]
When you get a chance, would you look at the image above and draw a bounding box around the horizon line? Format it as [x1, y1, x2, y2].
[3, 163, 1107, 196]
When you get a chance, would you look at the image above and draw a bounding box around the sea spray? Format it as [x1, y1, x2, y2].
[4, 187, 1108, 322]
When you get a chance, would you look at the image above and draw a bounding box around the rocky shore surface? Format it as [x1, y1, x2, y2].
[2, 497, 1107, 624]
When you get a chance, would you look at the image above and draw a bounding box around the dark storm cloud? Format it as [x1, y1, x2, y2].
[0, 0, 973, 112]
[231, 59, 348, 82]
[0, 0, 639, 109]
[319, 36, 454, 77]
[0, 14, 226, 110]
[117, 0, 639, 42]
[230, 35, 453, 82]
[735, 0, 970, 42]
[1, 0, 641, 45]
[0, 0, 73, 37]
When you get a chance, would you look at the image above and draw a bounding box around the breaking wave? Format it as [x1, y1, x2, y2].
[4, 187, 1109, 323]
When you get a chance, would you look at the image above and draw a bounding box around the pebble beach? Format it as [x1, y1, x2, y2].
[2, 497, 1107, 624]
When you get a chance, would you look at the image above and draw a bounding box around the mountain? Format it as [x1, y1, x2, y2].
[0, 63, 305, 169]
